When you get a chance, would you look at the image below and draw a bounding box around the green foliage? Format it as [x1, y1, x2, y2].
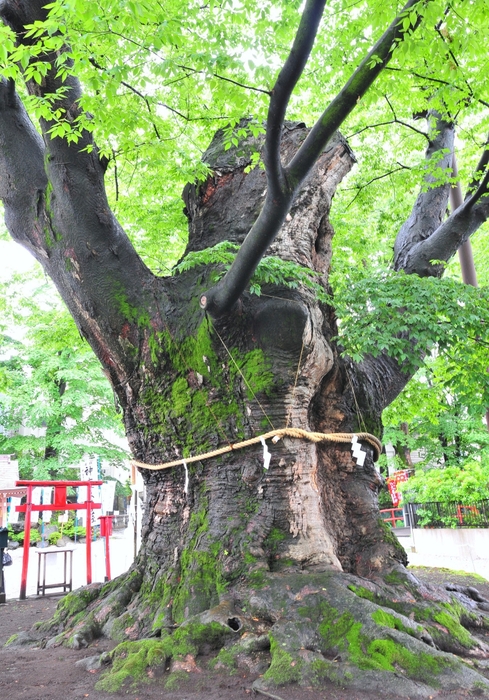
[8, 527, 41, 545]
[174, 241, 329, 301]
[48, 531, 63, 546]
[383, 367, 489, 471]
[399, 461, 489, 505]
[61, 522, 86, 539]
[334, 271, 489, 377]
[0, 270, 128, 479]
[335, 270, 489, 485]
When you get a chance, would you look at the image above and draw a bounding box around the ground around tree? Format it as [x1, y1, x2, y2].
[1, 567, 488, 700]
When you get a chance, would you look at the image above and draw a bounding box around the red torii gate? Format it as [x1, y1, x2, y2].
[16, 480, 102, 600]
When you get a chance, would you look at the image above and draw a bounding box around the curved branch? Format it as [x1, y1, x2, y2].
[0, 1, 159, 389]
[394, 122, 489, 277]
[286, 0, 426, 188]
[201, 0, 430, 317]
[395, 193, 489, 276]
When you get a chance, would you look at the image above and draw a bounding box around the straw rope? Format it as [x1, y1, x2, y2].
[131, 428, 382, 471]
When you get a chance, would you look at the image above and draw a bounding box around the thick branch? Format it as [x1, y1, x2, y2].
[0, 1, 160, 392]
[397, 193, 489, 276]
[394, 123, 489, 276]
[359, 114, 454, 409]
[286, 0, 426, 187]
[393, 114, 454, 269]
[201, 0, 429, 317]
[0, 78, 48, 260]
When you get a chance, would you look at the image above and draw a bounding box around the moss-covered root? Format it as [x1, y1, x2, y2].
[17, 569, 144, 649]
[96, 611, 241, 692]
[243, 572, 489, 698]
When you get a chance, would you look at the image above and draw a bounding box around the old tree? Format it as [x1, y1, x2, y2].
[2, 0, 489, 695]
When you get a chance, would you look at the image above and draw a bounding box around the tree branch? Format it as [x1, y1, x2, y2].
[212, 72, 271, 97]
[173, 63, 272, 96]
[384, 67, 489, 110]
[89, 57, 162, 138]
[201, 0, 430, 317]
[0, 0, 159, 390]
[0, 78, 48, 260]
[347, 117, 428, 140]
[265, 0, 326, 195]
[393, 113, 454, 271]
[286, 0, 426, 188]
[345, 164, 410, 208]
[393, 125, 489, 276]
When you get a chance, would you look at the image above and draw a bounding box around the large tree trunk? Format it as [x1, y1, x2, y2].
[126, 124, 406, 601]
[8, 124, 486, 697]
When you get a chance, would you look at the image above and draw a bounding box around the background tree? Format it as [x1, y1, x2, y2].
[0, 270, 128, 478]
[1, 0, 489, 695]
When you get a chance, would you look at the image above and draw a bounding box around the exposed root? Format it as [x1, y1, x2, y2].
[6, 569, 489, 698]
[253, 687, 287, 700]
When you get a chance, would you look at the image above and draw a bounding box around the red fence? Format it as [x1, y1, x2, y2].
[380, 508, 405, 527]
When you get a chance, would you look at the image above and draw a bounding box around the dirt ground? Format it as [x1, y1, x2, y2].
[1, 567, 489, 700]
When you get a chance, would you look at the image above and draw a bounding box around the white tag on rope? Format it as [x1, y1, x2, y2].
[351, 435, 366, 467]
[183, 460, 189, 494]
[260, 436, 272, 470]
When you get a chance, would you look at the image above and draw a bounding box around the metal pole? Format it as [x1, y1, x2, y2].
[450, 154, 489, 431]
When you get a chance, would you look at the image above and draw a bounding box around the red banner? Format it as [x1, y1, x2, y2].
[386, 470, 411, 507]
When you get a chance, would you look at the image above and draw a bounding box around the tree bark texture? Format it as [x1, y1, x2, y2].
[0, 89, 408, 600]
[129, 125, 409, 624]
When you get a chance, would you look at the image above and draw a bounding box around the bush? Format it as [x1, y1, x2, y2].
[399, 461, 489, 504]
[9, 527, 42, 545]
[48, 531, 63, 546]
[62, 522, 86, 539]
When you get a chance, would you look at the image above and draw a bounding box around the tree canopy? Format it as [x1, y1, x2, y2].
[2, 0, 488, 468]
[1, 0, 488, 317]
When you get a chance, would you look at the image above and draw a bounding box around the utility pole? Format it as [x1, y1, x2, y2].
[450, 153, 489, 431]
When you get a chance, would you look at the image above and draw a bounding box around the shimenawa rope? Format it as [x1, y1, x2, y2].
[131, 427, 382, 471]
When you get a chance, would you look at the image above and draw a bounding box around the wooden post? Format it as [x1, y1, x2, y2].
[86, 484, 93, 585]
[19, 484, 33, 600]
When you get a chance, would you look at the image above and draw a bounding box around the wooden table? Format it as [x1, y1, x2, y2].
[35, 546, 74, 596]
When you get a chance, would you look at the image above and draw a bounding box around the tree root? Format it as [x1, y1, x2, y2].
[7, 568, 489, 698]
[253, 687, 287, 700]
